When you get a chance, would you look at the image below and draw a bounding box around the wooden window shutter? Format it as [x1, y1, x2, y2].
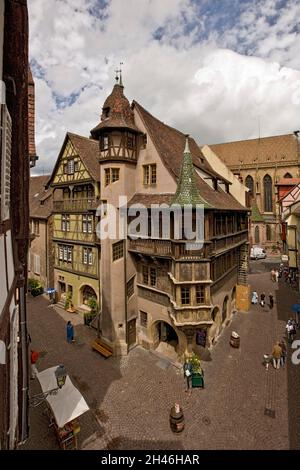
[0, 104, 12, 221]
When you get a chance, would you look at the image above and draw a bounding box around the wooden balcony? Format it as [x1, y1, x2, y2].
[212, 230, 248, 254]
[128, 238, 211, 260]
[53, 198, 100, 213]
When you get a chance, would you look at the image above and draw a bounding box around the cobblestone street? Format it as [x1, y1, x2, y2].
[21, 260, 300, 450]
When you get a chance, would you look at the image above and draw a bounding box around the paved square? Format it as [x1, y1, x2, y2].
[21, 261, 300, 450]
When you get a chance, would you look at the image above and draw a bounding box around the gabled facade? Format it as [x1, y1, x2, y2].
[47, 133, 101, 311]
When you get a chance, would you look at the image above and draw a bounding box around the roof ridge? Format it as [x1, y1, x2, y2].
[133, 100, 186, 138]
[210, 133, 295, 146]
[67, 132, 98, 143]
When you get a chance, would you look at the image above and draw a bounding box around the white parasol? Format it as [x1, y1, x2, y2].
[37, 366, 89, 428]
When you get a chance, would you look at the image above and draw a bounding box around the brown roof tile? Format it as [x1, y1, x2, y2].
[133, 101, 244, 211]
[68, 133, 99, 181]
[47, 133, 100, 186]
[30, 176, 53, 219]
[276, 178, 300, 186]
[209, 134, 299, 167]
[91, 84, 140, 137]
[133, 100, 223, 181]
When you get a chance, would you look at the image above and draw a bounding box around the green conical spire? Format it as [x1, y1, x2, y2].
[172, 135, 211, 207]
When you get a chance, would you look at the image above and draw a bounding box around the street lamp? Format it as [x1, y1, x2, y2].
[29, 364, 67, 407]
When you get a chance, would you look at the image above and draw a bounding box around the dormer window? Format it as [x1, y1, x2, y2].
[100, 134, 109, 151]
[103, 107, 110, 119]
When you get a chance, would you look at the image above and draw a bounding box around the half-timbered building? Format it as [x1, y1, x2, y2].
[48, 74, 249, 362]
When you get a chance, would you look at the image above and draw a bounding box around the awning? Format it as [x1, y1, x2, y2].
[37, 366, 89, 428]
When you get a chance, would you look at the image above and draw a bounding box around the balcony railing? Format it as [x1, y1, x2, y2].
[212, 230, 248, 253]
[128, 238, 211, 259]
[53, 198, 100, 212]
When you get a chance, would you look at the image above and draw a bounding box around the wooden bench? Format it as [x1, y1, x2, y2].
[91, 338, 113, 358]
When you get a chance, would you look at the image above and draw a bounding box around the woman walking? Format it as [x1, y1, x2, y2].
[260, 292, 265, 307]
[66, 321, 74, 343]
[269, 293, 274, 309]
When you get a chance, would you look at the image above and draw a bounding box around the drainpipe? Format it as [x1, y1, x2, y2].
[45, 220, 48, 289]
[124, 238, 128, 352]
[19, 280, 29, 444]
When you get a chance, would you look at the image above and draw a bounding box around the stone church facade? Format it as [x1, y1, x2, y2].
[210, 133, 300, 250]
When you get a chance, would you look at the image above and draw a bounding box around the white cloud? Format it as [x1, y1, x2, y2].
[28, 0, 300, 175]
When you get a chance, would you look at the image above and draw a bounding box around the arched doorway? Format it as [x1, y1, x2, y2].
[222, 296, 229, 323]
[209, 306, 221, 346]
[152, 321, 179, 359]
[81, 285, 97, 306]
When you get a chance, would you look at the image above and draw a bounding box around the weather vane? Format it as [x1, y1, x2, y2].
[115, 62, 124, 85]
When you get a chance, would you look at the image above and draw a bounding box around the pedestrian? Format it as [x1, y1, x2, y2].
[272, 341, 282, 370]
[269, 293, 274, 309]
[183, 359, 192, 392]
[263, 353, 272, 371]
[271, 269, 276, 282]
[295, 308, 300, 328]
[66, 320, 74, 343]
[275, 270, 279, 283]
[30, 350, 39, 379]
[279, 339, 287, 368]
[286, 319, 296, 343]
[251, 291, 258, 304]
[260, 292, 265, 307]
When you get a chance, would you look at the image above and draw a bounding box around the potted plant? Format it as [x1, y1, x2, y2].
[189, 353, 204, 388]
[65, 292, 75, 312]
[84, 297, 98, 326]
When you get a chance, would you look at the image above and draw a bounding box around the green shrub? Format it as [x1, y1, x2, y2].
[28, 278, 40, 290]
[84, 311, 96, 326]
[65, 292, 73, 309]
[31, 285, 44, 297]
[87, 296, 98, 314]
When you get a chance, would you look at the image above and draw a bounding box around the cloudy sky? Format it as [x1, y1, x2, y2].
[29, 0, 300, 175]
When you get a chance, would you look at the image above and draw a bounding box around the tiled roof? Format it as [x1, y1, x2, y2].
[276, 178, 300, 186]
[68, 133, 99, 181]
[134, 101, 244, 211]
[30, 176, 53, 219]
[251, 200, 264, 222]
[47, 133, 100, 186]
[209, 134, 299, 167]
[90, 84, 140, 137]
[172, 138, 212, 207]
[127, 193, 174, 207]
[133, 100, 223, 181]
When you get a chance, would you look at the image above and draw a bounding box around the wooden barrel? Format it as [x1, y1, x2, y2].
[169, 406, 185, 433]
[230, 334, 240, 348]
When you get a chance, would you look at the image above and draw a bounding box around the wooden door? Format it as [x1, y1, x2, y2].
[128, 319, 136, 348]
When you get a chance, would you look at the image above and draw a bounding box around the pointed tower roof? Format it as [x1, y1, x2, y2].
[251, 199, 264, 222]
[172, 136, 212, 208]
[90, 76, 140, 138]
